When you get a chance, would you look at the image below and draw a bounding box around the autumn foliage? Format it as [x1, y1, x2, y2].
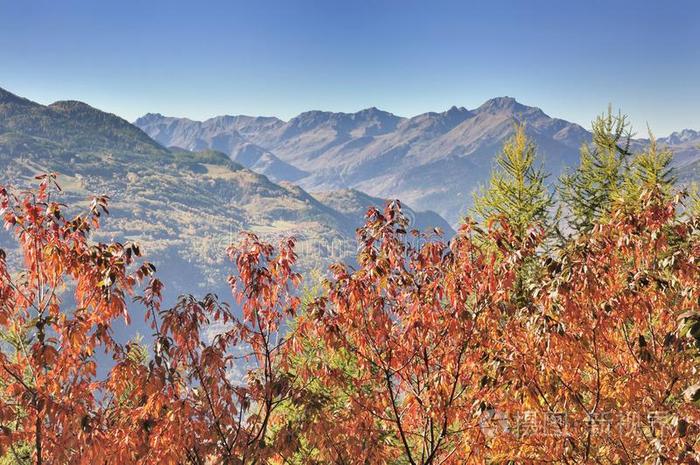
[290, 203, 536, 464]
[0, 175, 155, 464]
[0, 168, 699, 464]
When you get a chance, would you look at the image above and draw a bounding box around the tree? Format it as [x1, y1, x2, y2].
[560, 107, 633, 233]
[270, 330, 393, 465]
[104, 233, 303, 464]
[473, 123, 553, 241]
[489, 189, 700, 463]
[472, 123, 553, 307]
[298, 201, 538, 464]
[0, 174, 154, 464]
[265, 278, 395, 465]
[2, 124, 699, 465]
[622, 129, 676, 207]
[688, 183, 700, 218]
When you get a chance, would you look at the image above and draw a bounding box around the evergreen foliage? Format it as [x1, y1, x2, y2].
[622, 130, 675, 205]
[472, 123, 553, 240]
[559, 106, 633, 232]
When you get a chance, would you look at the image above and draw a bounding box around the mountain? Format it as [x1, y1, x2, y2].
[133, 113, 306, 182]
[0, 88, 355, 303]
[135, 98, 594, 224]
[137, 100, 700, 225]
[228, 143, 308, 182]
[0, 89, 166, 156]
[658, 129, 700, 168]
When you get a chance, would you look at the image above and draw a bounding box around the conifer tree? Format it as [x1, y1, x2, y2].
[472, 123, 553, 240]
[622, 129, 675, 205]
[688, 183, 700, 217]
[559, 107, 632, 232]
[472, 123, 552, 308]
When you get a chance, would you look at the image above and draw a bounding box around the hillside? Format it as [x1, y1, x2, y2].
[133, 112, 306, 182]
[0, 88, 353, 301]
[0, 87, 457, 303]
[0, 88, 166, 156]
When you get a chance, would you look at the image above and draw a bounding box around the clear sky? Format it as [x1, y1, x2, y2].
[1, 0, 698, 135]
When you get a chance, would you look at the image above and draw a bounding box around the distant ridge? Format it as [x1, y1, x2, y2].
[136, 98, 700, 225]
[136, 97, 593, 224]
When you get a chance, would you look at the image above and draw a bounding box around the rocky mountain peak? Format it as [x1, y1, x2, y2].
[476, 96, 525, 113]
[663, 128, 700, 145]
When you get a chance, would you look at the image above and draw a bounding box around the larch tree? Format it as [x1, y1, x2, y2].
[472, 123, 553, 241]
[472, 123, 553, 306]
[559, 107, 633, 233]
[622, 129, 676, 207]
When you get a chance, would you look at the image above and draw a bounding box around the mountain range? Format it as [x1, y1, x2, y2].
[136, 98, 700, 225]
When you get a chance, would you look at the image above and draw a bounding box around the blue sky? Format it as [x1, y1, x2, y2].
[1, 0, 698, 135]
